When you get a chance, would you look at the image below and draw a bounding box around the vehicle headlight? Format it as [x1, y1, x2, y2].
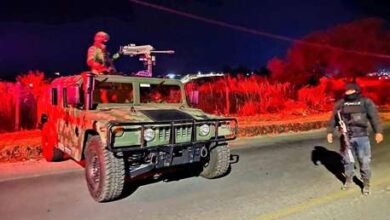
[199, 124, 210, 136]
[144, 128, 155, 142]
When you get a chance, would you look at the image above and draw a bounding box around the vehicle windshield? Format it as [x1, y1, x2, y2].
[93, 81, 133, 104]
[140, 83, 182, 104]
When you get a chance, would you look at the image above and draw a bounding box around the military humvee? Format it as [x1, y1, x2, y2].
[41, 72, 237, 202]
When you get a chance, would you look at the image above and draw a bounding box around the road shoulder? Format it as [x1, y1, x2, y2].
[0, 160, 82, 182]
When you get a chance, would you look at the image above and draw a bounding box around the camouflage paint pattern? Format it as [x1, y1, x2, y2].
[42, 74, 236, 161]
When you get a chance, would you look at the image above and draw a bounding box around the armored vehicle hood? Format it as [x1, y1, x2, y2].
[85, 105, 216, 124]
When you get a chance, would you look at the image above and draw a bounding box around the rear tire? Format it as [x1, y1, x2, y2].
[84, 136, 125, 202]
[200, 144, 231, 179]
[41, 123, 64, 162]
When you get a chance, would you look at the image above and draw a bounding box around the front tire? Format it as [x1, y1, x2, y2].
[84, 136, 125, 202]
[200, 144, 231, 179]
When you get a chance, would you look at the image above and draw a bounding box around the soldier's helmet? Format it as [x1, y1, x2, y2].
[94, 31, 110, 43]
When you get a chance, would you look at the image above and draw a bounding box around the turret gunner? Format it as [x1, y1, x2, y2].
[87, 31, 117, 74]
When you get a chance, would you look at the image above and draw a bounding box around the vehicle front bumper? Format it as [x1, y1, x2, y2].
[106, 118, 238, 153]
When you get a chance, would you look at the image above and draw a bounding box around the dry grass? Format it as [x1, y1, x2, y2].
[0, 130, 41, 163]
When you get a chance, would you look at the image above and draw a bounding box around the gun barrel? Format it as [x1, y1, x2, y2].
[337, 111, 348, 132]
[151, 50, 175, 54]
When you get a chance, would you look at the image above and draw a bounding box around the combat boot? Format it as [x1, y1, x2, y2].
[342, 176, 353, 190]
[362, 179, 370, 195]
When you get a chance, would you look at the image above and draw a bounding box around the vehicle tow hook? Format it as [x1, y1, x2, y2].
[229, 154, 239, 164]
[200, 146, 208, 158]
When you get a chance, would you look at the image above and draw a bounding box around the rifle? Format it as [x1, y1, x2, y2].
[104, 52, 117, 73]
[337, 110, 355, 163]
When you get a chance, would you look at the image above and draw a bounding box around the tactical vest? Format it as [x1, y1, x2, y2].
[92, 47, 106, 65]
[340, 98, 369, 137]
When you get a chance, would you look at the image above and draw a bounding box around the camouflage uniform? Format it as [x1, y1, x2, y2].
[87, 31, 115, 74]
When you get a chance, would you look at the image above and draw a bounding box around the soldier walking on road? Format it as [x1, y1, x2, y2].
[327, 83, 384, 195]
[87, 31, 117, 74]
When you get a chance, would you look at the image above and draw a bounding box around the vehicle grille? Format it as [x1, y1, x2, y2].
[175, 125, 192, 143]
[158, 128, 171, 142]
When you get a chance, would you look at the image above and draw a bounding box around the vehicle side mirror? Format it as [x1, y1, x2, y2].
[41, 114, 48, 124]
[38, 114, 48, 130]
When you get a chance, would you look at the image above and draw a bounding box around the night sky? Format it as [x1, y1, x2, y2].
[1, 0, 390, 80]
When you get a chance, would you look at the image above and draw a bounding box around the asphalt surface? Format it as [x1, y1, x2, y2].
[0, 128, 389, 220]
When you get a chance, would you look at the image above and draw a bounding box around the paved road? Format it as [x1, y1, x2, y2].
[1, 128, 389, 220]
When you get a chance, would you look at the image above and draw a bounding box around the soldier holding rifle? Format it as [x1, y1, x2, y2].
[327, 83, 384, 195]
[87, 31, 118, 74]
